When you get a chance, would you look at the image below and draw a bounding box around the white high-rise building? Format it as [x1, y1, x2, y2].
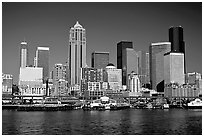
[69, 21, 86, 86]
[20, 41, 28, 68]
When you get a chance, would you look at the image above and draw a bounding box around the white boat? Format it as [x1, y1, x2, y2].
[186, 98, 202, 109]
[90, 96, 117, 110]
[163, 104, 169, 109]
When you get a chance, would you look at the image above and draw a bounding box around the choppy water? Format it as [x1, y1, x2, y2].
[2, 109, 202, 135]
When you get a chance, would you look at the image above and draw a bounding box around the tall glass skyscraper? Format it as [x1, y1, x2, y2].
[117, 41, 133, 85]
[69, 21, 86, 85]
[91, 51, 109, 69]
[36, 47, 50, 83]
[20, 41, 28, 68]
[169, 26, 186, 73]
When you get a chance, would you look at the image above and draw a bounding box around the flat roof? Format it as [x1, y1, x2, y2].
[151, 42, 171, 46]
[37, 47, 49, 50]
[21, 41, 27, 45]
[92, 51, 109, 54]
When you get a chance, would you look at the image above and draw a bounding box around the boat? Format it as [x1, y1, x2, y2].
[184, 98, 202, 109]
[89, 96, 117, 110]
[163, 104, 170, 109]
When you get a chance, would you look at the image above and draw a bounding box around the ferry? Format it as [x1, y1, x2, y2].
[82, 96, 130, 110]
[163, 104, 170, 109]
[90, 96, 117, 110]
[184, 98, 202, 109]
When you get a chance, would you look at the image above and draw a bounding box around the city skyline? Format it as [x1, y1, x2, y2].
[2, 2, 202, 83]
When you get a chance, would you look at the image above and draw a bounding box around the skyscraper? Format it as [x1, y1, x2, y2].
[137, 51, 150, 87]
[117, 41, 133, 85]
[169, 26, 186, 73]
[91, 51, 109, 69]
[164, 52, 185, 85]
[145, 53, 150, 86]
[149, 42, 171, 91]
[36, 47, 50, 83]
[20, 41, 29, 68]
[126, 48, 138, 85]
[69, 21, 86, 85]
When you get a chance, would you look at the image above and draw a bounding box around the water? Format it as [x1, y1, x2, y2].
[2, 109, 202, 135]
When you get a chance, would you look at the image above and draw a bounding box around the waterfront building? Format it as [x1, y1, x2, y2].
[186, 72, 201, 85]
[169, 26, 186, 73]
[20, 41, 29, 68]
[35, 47, 50, 83]
[164, 83, 200, 98]
[149, 42, 171, 91]
[128, 72, 141, 92]
[69, 21, 86, 86]
[91, 51, 109, 69]
[2, 74, 13, 95]
[69, 84, 80, 96]
[117, 41, 133, 85]
[106, 63, 122, 91]
[137, 51, 150, 87]
[19, 67, 49, 97]
[52, 64, 69, 96]
[164, 52, 185, 86]
[186, 72, 202, 95]
[81, 66, 107, 96]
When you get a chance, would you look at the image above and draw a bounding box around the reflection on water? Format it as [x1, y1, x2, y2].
[2, 109, 202, 135]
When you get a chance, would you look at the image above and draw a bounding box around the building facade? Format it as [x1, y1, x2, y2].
[169, 26, 186, 73]
[91, 51, 109, 69]
[19, 67, 48, 96]
[149, 42, 171, 91]
[69, 21, 86, 86]
[128, 72, 141, 92]
[20, 41, 29, 68]
[2, 74, 13, 95]
[52, 64, 69, 96]
[81, 67, 107, 95]
[126, 48, 138, 84]
[106, 63, 122, 91]
[164, 83, 200, 98]
[164, 52, 185, 86]
[117, 41, 133, 85]
[36, 47, 50, 83]
[137, 51, 150, 87]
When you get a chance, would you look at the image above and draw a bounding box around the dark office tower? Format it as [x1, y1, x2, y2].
[169, 26, 186, 73]
[20, 41, 29, 68]
[117, 41, 133, 85]
[149, 42, 171, 92]
[91, 51, 109, 69]
[36, 47, 50, 83]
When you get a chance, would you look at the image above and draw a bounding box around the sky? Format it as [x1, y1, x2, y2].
[2, 2, 202, 83]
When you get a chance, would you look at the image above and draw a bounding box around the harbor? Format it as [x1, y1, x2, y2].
[2, 96, 202, 111]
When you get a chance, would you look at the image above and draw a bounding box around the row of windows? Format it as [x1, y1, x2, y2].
[89, 91, 104, 96]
